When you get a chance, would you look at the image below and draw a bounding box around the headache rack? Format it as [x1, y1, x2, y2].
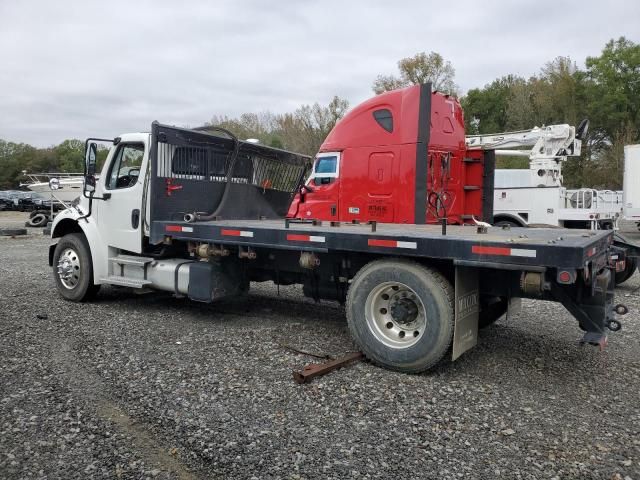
[149, 122, 311, 232]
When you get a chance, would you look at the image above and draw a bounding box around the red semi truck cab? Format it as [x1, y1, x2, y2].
[288, 83, 493, 225]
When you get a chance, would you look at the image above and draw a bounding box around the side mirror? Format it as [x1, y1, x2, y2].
[84, 143, 98, 194]
[48, 177, 60, 191]
[84, 174, 96, 193]
[86, 143, 98, 176]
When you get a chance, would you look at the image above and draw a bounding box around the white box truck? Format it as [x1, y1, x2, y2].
[623, 144, 640, 228]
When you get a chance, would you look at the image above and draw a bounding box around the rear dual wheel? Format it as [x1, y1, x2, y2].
[614, 257, 638, 285]
[346, 259, 454, 373]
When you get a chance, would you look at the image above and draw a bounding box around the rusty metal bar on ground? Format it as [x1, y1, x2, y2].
[292, 352, 363, 384]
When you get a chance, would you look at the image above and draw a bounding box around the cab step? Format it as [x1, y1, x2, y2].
[101, 275, 152, 288]
[109, 254, 155, 266]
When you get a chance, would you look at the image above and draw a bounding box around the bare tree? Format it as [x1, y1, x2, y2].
[373, 51, 458, 95]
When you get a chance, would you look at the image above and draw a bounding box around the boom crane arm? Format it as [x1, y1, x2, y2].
[465, 120, 588, 186]
[465, 120, 588, 161]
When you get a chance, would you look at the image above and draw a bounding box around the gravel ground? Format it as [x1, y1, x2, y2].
[1, 212, 639, 479]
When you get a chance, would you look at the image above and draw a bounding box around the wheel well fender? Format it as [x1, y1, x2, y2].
[49, 219, 105, 283]
[50, 219, 85, 266]
[51, 218, 84, 239]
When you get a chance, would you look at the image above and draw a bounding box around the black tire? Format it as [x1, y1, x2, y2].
[346, 259, 454, 373]
[615, 258, 638, 285]
[600, 221, 614, 230]
[52, 233, 100, 301]
[478, 296, 508, 329]
[27, 213, 48, 227]
[0, 228, 27, 236]
[494, 220, 521, 228]
[29, 210, 38, 219]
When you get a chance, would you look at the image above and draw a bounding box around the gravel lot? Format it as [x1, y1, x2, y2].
[1, 211, 639, 479]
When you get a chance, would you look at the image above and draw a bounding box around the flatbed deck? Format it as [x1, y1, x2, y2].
[153, 219, 612, 269]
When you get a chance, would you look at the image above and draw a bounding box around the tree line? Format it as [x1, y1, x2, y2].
[0, 37, 637, 190]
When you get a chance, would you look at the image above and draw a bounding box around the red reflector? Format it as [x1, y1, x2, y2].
[287, 234, 311, 242]
[368, 239, 397, 248]
[166, 225, 182, 232]
[559, 271, 571, 283]
[471, 246, 511, 256]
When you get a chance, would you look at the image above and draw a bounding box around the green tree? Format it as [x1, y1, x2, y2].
[0, 140, 38, 189]
[373, 51, 458, 95]
[585, 37, 640, 145]
[461, 75, 523, 134]
[54, 139, 85, 172]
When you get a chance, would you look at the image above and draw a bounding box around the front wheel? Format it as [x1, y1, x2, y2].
[346, 259, 454, 373]
[52, 233, 100, 301]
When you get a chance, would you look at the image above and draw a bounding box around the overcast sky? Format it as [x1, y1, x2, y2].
[1, 0, 638, 147]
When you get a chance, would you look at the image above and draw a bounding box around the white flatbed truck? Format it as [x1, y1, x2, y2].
[48, 122, 631, 373]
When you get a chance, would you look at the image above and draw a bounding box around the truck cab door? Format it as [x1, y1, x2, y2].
[96, 140, 147, 253]
[295, 152, 341, 221]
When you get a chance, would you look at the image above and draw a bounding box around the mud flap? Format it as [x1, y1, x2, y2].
[452, 266, 480, 361]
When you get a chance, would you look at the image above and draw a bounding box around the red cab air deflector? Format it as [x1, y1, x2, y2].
[289, 84, 482, 226]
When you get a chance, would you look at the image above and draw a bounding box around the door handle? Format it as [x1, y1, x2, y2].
[131, 209, 140, 229]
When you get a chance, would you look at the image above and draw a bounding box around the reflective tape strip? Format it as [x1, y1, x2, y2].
[166, 225, 193, 233]
[368, 239, 417, 249]
[472, 245, 536, 258]
[221, 229, 254, 237]
[286, 234, 326, 243]
[510, 248, 536, 258]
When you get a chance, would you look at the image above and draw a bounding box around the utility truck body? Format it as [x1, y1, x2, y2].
[623, 144, 640, 223]
[493, 169, 623, 229]
[49, 85, 629, 373]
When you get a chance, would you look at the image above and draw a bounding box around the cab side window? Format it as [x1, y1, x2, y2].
[312, 154, 338, 186]
[107, 144, 144, 189]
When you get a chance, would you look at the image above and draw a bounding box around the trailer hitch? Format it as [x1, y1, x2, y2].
[292, 352, 363, 384]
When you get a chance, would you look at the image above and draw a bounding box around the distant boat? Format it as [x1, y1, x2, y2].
[20, 173, 90, 203]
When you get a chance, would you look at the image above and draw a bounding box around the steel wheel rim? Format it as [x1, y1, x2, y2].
[57, 247, 81, 290]
[365, 281, 426, 349]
